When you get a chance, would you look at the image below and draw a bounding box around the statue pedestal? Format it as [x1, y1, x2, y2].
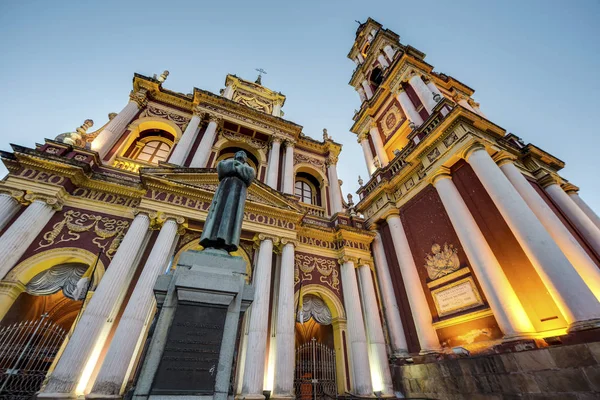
[133, 249, 254, 400]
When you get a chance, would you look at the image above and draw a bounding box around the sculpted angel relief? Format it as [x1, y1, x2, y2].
[294, 253, 340, 294]
[424, 243, 461, 280]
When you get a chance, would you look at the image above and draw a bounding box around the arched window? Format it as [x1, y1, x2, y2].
[369, 67, 384, 89]
[295, 179, 314, 205]
[215, 146, 259, 171]
[136, 140, 171, 163]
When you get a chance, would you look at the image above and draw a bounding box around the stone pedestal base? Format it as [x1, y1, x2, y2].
[132, 249, 254, 400]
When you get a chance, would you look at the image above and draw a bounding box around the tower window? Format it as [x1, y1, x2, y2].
[136, 141, 171, 163]
[295, 179, 315, 205]
[369, 67, 384, 89]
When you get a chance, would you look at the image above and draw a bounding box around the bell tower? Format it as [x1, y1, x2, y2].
[348, 18, 485, 176]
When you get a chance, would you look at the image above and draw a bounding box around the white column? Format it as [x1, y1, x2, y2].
[383, 45, 396, 62]
[357, 264, 393, 395]
[362, 80, 374, 100]
[265, 138, 282, 189]
[409, 75, 437, 114]
[397, 89, 424, 126]
[272, 241, 295, 399]
[272, 101, 282, 117]
[369, 125, 388, 166]
[386, 214, 441, 353]
[91, 92, 146, 159]
[357, 87, 367, 103]
[189, 116, 219, 168]
[327, 159, 344, 214]
[357, 53, 365, 64]
[89, 217, 180, 397]
[545, 182, 600, 257]
[241, 237, 275, 399]
[0, 192, 22, 232]
[377, 54, 389, 69]
[168, 110, 202, 166]
[426, 81, 444, 102]
[569, 191, 600, 230]
[0, 198, 57, 280]
[41, 213, 151, 397]
[358, 134, 376, 175]
[432, 173, 535, 338]
[282, 142, 295, 194]
[500, 162, 600, 301]
[372, 232, 408, 356]
[223, 84, 234, 100]
[340, 259, 372, 396]
[466, 146, 600, 331]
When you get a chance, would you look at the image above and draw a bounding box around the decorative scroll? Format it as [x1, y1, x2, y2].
[26, 263, 89, 300]
[36, 210, 130, 259]
[222, 130, 267, 149]
[295, 253, 340, 293]
[141, 105, 190, 130]
[232, 90, 272, 114]
[294, 153, 326, 172]
[296, 295, 333, 325]
[424, 243, 460, 280]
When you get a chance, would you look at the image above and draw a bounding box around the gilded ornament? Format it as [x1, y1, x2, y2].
[424, 243, 460, 280]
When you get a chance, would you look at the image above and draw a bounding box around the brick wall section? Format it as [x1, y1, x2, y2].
[392, 341, 600, 399]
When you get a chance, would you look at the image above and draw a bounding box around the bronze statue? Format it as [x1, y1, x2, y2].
[200, 150, 255, 252]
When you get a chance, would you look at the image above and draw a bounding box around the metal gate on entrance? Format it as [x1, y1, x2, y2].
[294, 338, 337, 400]
[0, 314, 67, 400]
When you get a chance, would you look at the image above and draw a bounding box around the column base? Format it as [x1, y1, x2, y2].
[270, 394, 295, 400]
[567, 318, 600, 333]
[392, 350, 411, 359]
[418, 348, 443, 355]
[235, 394, 265, 400]
[501, 332, 537, 342]
[36, 393, 78, 400]
[86, 394, 121, 399]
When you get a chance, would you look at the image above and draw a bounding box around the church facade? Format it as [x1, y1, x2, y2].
[0, 17, 599, 400]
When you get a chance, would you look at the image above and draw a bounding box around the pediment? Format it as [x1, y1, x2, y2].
[140, 167, 303, 213]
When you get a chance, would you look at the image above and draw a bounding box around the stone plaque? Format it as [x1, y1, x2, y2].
[431, 277, 484, 317]
[152, 303, 227, 394]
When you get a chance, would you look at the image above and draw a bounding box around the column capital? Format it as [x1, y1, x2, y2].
[357, 132, 369, 142]
[325, 155, 339, 166]
[369, 121, 380, 130]
[461, 142, 487, 161]
[269, 135, 283, 145]
[492, 151, 517, 167]
[280, 237, 298, 247]
[0, 189, 26, 204]
[338, 255, 359, 266]
[192, 105, 204, 117]
[428, 166, 452, 186]
[562, 182, 580, 195]
[538, 173, 562, 189]
[254, 233, 280, 246]
[205, 112, 222, 124]
[23, 192, 63, 210]
[283, 139, 296, 148]
[358, 258, 375, 270]
[129, 89, 148, 109]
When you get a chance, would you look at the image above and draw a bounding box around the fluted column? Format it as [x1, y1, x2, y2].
[0, 196, 59, 281]
[272, 240, 296, 400]
[386, 214, 441, 353]
[465, 145, 600, 332]
[500, 161, 600, 301]
[369, 124, 388, 166]
[91, 90, 147, 159]
[544, 179, 600, 257]
[190, 114, 220, 168]
[327, 157, 344, 215]
[339, 259, 372, 396]
[397, 88, 424, 126]
[0, 192, 22, 232]
[282, 141, 295, 194]
[409, 75, 437, 114]
[362, 80, 374, 100]
[266, 137, 282, 189]
[432, 172, 535, 338]
[357, 263, 393, 395]
[372, 232, 408, 357]
[168, 107, 202, 166]
[41, 213, 151, 397]
[358, 133, 376, 175]
[89, 216, 182, 397]
[568, 191, 600, 230]
[240, 236, 276, 400]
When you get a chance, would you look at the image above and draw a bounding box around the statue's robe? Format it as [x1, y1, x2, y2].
[200, 157, 255, 252]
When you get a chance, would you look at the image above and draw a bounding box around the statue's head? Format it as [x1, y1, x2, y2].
[234, 150, 248, 163]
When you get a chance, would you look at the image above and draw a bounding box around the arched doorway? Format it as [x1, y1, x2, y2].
[295, 295, 337, 399]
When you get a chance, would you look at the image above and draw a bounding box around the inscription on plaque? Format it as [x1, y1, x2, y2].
[431, 277, 484, 317]
[152, 304, 227, 394]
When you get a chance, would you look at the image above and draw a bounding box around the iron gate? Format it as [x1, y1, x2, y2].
[294, 338, 337, 400]
[0, 314, 67, 400]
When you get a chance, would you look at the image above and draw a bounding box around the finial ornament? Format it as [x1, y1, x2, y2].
[373, 158, 381, 169]
[55, 119, 94, 148]
[157, 70, 169, 83]
[255, 68, 267, 85]
[323, 128, 330, 141]
[347, 193, 354, 207]
[358, 176, 364, 186]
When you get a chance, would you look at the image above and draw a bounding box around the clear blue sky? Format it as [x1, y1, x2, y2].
[1, 0, 599, 211]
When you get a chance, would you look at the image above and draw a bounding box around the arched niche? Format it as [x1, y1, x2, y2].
[212, 137, 267, 170]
